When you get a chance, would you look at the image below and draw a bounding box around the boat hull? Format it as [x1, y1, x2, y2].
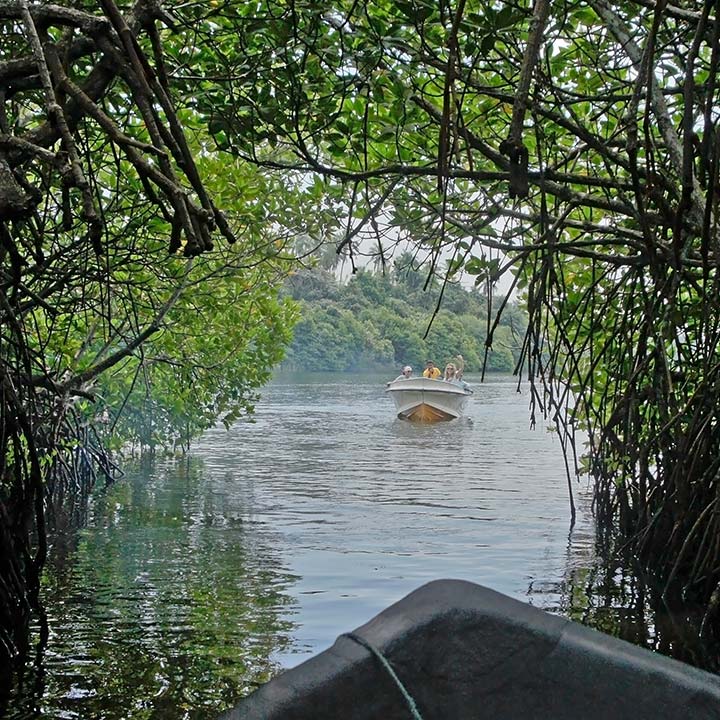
[221, 580, 720, 720]
[385, 377, 471, 421]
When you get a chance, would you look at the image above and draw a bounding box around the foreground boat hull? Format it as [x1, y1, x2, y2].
[221, 579, 720, 720]
[385, 377, 471, 421]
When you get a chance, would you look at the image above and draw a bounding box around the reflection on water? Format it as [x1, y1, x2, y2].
[196, 373, 593, 666]
[14, 372, 709, 719]
[11, 460, 298, 720]
[552, 543, 720, 673]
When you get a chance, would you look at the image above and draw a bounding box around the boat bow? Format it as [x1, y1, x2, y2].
[385, 377, 472, 421]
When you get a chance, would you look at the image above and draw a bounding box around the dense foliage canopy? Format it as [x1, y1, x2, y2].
[283, 262, 525, 372]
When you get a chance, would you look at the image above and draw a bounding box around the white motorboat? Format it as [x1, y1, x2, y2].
[385, 377, 472, 421]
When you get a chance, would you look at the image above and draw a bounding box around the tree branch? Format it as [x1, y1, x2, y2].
[499, 0, 551, 198]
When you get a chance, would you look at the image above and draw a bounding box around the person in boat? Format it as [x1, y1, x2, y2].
[455, 354, 465, 380]
[393, 365, 413, 381]
[423, 360, 442, 379]
[443, 363, 457, 381]
[445, 362, 471, 390]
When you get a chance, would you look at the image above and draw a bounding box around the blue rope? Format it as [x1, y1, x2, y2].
[341, 632, 425, 720]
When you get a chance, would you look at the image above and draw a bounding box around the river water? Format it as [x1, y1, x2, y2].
[12, 372, 603, 719]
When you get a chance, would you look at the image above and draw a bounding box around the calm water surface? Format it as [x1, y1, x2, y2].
[15, 373, 598, 719]
[199, 372, 591, 663]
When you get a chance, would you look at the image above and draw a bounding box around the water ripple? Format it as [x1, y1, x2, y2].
[15, 372, 596, 720]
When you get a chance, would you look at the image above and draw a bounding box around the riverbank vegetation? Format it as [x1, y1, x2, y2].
[282, 263, 526, 373]
[3, 0, 720, 709]
[0, 1, 301, 698]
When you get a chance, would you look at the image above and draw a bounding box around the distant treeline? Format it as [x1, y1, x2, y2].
[281, 263, 527, 373]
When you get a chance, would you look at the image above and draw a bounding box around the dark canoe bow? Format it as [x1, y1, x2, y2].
[220, 579, 720, 720]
